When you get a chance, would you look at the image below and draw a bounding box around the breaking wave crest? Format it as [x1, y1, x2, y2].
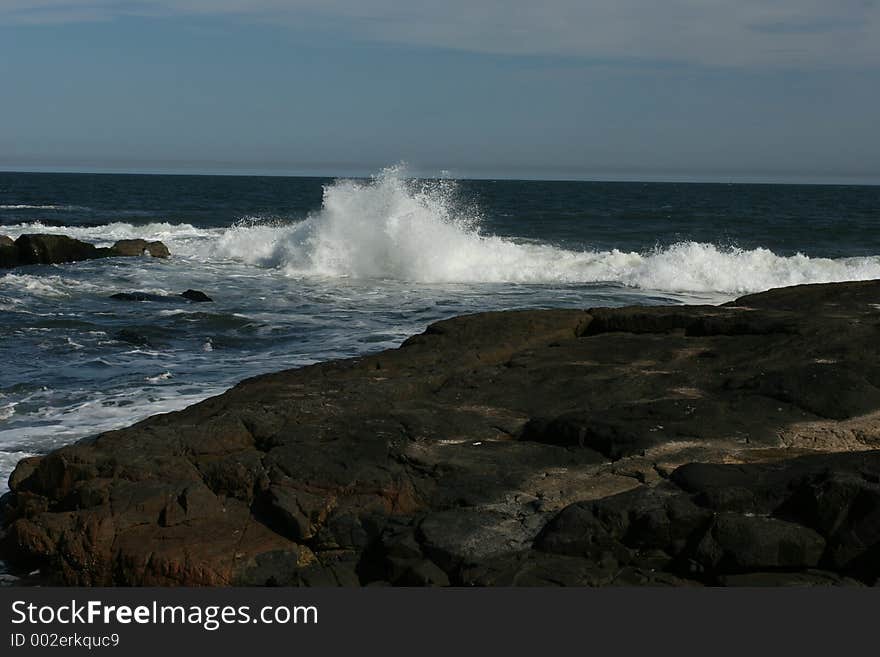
[0, 204, 90, 211]
[5, 167, 880, 295]
[208, 167, 880, 294]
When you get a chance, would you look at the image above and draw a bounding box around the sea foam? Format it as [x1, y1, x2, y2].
[4, 167, 880, 295]
[206, 167, 880, 294]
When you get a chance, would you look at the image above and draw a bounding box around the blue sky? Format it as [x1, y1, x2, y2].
[0, 1, 878, 182]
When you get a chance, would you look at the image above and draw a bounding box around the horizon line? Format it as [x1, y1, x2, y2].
[0, 165, 878, 188]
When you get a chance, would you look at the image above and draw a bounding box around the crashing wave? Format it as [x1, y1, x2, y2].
[4, 167, 880, 295]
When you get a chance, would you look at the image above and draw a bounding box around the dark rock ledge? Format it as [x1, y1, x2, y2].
[0, 234, 169, 268]
[2, 280, 880, 586]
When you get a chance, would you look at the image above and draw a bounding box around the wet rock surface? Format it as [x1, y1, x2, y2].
[2, 280, 880, 586]
[180, 289, 213, 303]
[0, 234, 170, 268]
[110, 289, 213, 303]
[108, 239, 170, 259]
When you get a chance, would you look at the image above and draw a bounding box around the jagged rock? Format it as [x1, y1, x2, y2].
[2, 280, 880, 586]
[266, 485, 331, 542]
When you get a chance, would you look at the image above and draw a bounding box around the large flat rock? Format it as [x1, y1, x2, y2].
[3, 280, 880, 586]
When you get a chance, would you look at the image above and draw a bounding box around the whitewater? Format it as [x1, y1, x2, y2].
[1, 167, 879, 490]
[4, 168, 880, 292]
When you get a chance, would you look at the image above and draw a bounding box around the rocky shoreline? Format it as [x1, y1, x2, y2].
[1, 279, 879, 586]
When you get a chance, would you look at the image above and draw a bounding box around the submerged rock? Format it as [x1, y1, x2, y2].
[0, 234, 170, 268]
[2, 279, 880, 586]
[110, 292, 172, 303]
[180, 289, 213, 303]
[114, 329, 155, 347]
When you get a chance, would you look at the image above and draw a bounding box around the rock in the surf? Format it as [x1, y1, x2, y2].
[110, 289, 213, 303]
[180, 289, 213, 302]
[13, 234, 103, 266]
[0, 236, 16, 267]
[109, 239, 170, 259]
[110, 292, 174, 302]
[0, 234, 171, 268]
[114, 329, 155, 347]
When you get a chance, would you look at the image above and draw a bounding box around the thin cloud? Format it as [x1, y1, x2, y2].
[0, 1, 878, 67]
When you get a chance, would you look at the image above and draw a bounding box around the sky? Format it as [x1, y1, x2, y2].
[0, 1, 878, 182]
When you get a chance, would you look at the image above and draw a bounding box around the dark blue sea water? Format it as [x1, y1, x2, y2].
[1, 166, 879, 489]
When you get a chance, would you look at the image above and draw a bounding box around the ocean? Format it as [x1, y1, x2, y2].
[1, 166, 879, 490]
